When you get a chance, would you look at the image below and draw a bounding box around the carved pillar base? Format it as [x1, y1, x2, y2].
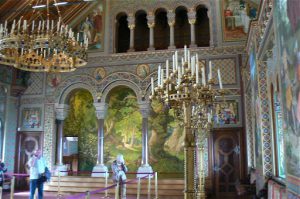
[54, 164, 68, 176]
[168, 45, 176, 50]
[197, 191, 206, 199]
[137, 164, 153, 178]
[92, 164, 109, 177]
[189, 44, 197, 48]
[127, 48, 135, 52]
[147, 47, 155, 51]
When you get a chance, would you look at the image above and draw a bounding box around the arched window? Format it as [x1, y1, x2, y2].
[115, 13, 130, 53]
[270, 80, 285, 178]
[154, 8, 169, 50]
[174, 6, 190, 48]
[134, 10, 149, 51]
[195, 5, 210, 47]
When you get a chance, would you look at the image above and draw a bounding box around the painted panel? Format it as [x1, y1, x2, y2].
[220, 0, 258, 42]
[19, 105, 44, 131]
[74, 1, 105, 51]
[274, 0, 300, 196]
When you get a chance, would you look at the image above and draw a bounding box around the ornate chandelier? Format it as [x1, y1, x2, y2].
[150, 46, 225, 199]
[0, 0, 88, 72]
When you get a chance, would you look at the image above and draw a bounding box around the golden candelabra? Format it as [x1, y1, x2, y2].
[150, 46, 224, 199]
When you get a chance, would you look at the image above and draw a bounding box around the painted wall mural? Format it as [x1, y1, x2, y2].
[75, 1, 104, 50]
[221, 0, 258, 41]
[64, 90, 98, 171]
[274, 0, 300, 197]
[20, 106, 43, 131]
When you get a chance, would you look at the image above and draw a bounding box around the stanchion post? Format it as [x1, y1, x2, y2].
[105, 171, 108, 197]
[147, 174, 151, 199]
[137, 177, 141, 199]
[0, 186, 2, 199]
[85, 191, 90, 199]
[10, 176, 15, 199]
[155, 172, 158, 199]
[58, 170, 61, 198]
[115, 182, 119, 199]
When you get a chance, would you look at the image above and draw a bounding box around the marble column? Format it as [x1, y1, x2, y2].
[137, 101, 153, 178]
[92, 103, 109, 177]
[188, 10, 197, 48]
[167, 11, 176, 49]
[147, 13, 155, 51]
[127, 14, 135, 52]
[54, 104, 69, 176]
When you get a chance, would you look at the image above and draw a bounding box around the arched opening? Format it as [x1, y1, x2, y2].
[154, 8, 169, 50]
[174, 6, 190, 48]
[63, 89, 98, 171]
[134, 10, 149, 51]
[195, 5, 210, 47]
[116, 13, 130, 53]
[104, 86, 142, 171]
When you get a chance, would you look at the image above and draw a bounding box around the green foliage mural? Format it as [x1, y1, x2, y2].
[63, 87, 184, 177]
[104, 87, 142, 172]
[64, 90, 98, 171]
[149, 100, 184, 178]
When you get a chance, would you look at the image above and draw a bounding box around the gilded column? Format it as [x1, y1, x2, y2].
[92, 102, 109, 177]
[183, 101, 196, 199]
[127, 14, 135, 52]
[188, 10, 197, 48]
[55, 104, 69, 176]
[137, 101, 153, 178]
[147, 13, 155, 51]
[167, 10, 176, 49]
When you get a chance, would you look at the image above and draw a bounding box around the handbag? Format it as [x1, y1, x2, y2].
[38, 167, 51, 183]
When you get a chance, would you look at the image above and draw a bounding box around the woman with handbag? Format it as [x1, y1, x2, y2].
[28, 149, 46, 199]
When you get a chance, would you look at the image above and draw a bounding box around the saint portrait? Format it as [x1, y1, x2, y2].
[136, 64, 150, 78]
[94, 67, 106, 81]
[21, 107, 43, 131]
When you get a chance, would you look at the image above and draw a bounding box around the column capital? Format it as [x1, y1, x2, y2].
[147, 22, 155, 28]
[94, 102, 108, 119]
[188, 10, 196, 23]
[128, 24, 135, 30]
[188, 18, 196, 25]
[55, 104, 69, 120]
[139, 101, 150, 118]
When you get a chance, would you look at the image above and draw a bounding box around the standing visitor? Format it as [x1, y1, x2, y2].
[28, 149, 46, 199]
[0, 159, 7, 187]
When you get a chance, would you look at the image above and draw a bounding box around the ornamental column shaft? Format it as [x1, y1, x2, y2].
[137, 101, 153, 178]
[167, 11, 175, 49]
[128, 15, 135, 52]
[92, 102, 109, 177]
[55, 104, 69, 176]
[147, 13, 155, 51]
[188, 10, 197, 48]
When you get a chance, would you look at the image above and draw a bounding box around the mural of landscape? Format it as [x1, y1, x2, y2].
[274, 0, 300, 181]
[64, 88, 184, 177]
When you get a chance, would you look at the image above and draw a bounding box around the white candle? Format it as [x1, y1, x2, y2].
[207, 112, 211, 123]
[51, 20, 54, 31]
[203, 64, 206, 85]
[23, 20, 27, 31]
[161, 67, 164, 86]
[201, 67, 206, 86]
[187, 50, 190, 69]
[191, 56, 195, 76]
[42, 20, 45, 31]
[196, 62, 199, 84]
[166, 60, 169, 78]
[184, 45, 187, 62]
[38, 21, 41, 32]
[151, 77, 154, 95]
[217, 68, 223, 89]
[4, 20, 7, 30]
[181, 57, 184, 74]
[57, 20, 60, 32]
[77, 33, 79, 41]
[209, 61, 212, 80]
[158, 65, 161, 86]
[31, 20, 35, 32]
[172, 55, 175, 72]
[18, 19, 21, 31]
[46, 19, 49, 31]
[44, 49, 46, 58]
[21, 48, 24, 55]
[175, 51, 178, 71]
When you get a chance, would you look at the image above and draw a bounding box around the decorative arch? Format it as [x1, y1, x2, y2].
[174, 6, 190, 48]
[134, 9, 149, 51]
[55, 75, 98, 104]
[154, 8, 169, 50]
[195, 4, 210, 47]
[100, 80, 143, 103]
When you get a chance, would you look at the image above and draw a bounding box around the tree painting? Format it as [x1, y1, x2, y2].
[64, 90, 98, 171]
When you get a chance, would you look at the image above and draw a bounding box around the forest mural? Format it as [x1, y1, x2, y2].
[63, 87, 184, 177]
[274, 0, 300, 197]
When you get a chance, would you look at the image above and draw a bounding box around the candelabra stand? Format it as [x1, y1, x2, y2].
[150, 57, 225, 199]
